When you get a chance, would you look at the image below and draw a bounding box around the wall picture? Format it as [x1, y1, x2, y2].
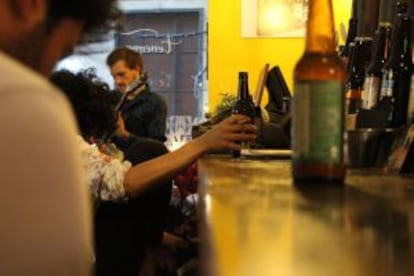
[242, 0, 309, 38]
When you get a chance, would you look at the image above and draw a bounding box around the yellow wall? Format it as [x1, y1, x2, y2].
[207, 0, 352, 111]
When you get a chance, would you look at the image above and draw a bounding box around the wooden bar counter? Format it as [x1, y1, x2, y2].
[197, 154, 414, 276]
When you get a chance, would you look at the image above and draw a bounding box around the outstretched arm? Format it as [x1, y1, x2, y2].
[123, 114, 256, 197]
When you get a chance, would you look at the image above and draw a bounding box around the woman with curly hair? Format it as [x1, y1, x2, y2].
[51, 69, 257, 275]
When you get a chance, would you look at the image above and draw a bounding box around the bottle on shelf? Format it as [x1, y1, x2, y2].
[361, 0, 395, 110]
[231, 71, 256, 158]
[407, 64, 414, 124]
[345, 37, 366, 120]
[339, 0, 358, 68]
[344, 0, 383, 120]
[379, 1, 412, 127]
[345, 42, 356, 74]
[351, 0, 381, 71]
[291, 0, 347, 183]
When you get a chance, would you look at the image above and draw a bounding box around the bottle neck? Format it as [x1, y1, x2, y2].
[347, 19, 358, 43]
[305, 0, 336, 54]
[339, 0, 357, 59]
[340, 19, 358, 58]
[350, 0, 357, 18]
[348, 37, 372, 87]
[348, 42, 364, 87]
[367, 23, 391, 72]
[380, 23, 393, 63]
[388, 13, 411, 67]
[237, 73, 249, 100]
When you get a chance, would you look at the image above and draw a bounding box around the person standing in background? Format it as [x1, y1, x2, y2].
[0, 0, 117, 275]
[106, 47, 168, 143]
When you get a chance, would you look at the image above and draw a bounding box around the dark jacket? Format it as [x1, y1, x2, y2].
[94, 137, 172, 276]
[122, 86, 167, 142]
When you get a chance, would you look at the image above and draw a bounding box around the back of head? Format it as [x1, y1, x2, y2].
[50, 69, 117, 140]
[46, 0, 119, 32]
[106, 47, 143, 70]
[0, 1, 120, 76]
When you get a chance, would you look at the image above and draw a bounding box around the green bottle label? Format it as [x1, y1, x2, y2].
[292, 80, 344, 164]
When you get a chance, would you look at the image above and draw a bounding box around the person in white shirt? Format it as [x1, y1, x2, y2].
[0, 1, 118, 275]
[0, 1, 255, 275]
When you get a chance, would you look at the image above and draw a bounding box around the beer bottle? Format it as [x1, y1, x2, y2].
[339, 0, 358, 68]
[345, 37, 366, 119]
[292, 0, 347, 183]
[362, 22, 393, 109]
[361, 0, 395, 110]
[407, 65, 414, 124]
[379, 2, 412, 127]
[231, 72, 256, 158]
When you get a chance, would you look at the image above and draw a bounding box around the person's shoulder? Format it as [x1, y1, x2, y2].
[0, 52, 67, 102]
[0, 53, 78, 137]
[0, 52, 75, 119]
[147, 89, 167, 104]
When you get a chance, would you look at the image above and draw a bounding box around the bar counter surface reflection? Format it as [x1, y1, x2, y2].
[198, 155, 414, 276]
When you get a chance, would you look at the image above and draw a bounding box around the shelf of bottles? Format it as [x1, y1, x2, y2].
[340, 0, 413, 129]
[337, 0, 413, 168]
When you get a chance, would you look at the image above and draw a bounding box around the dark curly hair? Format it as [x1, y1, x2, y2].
[50, 69, 118, 140]
[46, 0, 120, 32]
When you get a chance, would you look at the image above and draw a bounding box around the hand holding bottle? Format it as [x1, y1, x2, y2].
[231, 72, 257, 157]
[196, 114, 257, 152]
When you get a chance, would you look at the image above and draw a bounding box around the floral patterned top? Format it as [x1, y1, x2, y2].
[77, 136, 131, 201]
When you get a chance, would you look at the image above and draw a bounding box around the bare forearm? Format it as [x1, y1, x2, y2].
[123, 138, 207, 197]
[122, 114, 257, 198]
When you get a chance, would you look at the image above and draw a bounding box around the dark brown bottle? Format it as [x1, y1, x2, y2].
[339, 0, 358, 68]
[379, 2, 412, 127]
[345, 0, 381, 117]
[292, 0, 347, 183]
[350, 0, 381, 90]
[362, 0, 395, 109]
[231, 72, 256, 158]
[342, 2, 358, 115]
[345, 37, 366, 118]
[408, 64, 414, 123]
[362, 22, 393, 109]
[351, 0, 380, 71]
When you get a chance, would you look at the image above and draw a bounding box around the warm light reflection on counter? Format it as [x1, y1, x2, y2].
[199, 157, 414, 275]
